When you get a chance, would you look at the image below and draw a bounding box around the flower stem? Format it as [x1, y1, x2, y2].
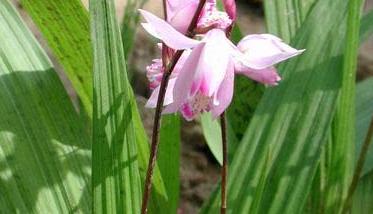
[342, 115, 373, 213]
[162, 0, 168, 20]
[141, 1, 207, 213]
[220, 112, 228, 214]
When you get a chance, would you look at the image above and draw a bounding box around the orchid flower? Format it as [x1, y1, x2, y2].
[140, 6, 304, 121]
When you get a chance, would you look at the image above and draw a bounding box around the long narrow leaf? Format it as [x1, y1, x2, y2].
[360, 9, 373, 43]
[356, 77, 373, 176]
[202, 0, 350, 213]
[325, 0, 363, 213]
[20, 0, 93, 116]
[157, 115, 180, 213]
[121, 0, 148, 58]
[90, 0, 142, 212]
[0, 0, 91, 212]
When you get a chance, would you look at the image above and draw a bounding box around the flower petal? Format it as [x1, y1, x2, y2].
[223, 0, 236, 20]
[139, 9, 201, 50]
[167, 0, 199, 33]
[236, 34, 305, 69]
[163, 43, 206, 113]
[211, 61, 235, 118]
[145, 78, 177, 108]
[200, 29, 233, 97]
[236, 66, 281, 86]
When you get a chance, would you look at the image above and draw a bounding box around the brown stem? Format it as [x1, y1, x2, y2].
[342, 115, 373, 213]
[140, 1, 207, 213]
[162, 0, 168, 20]
[220, 112, 228, 214]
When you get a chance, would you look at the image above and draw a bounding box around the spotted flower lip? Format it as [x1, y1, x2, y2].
[140, 9, 305, 120]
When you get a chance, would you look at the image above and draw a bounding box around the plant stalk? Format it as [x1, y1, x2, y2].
[141, 1, 207, 213]
[342, 116, 373, 213]
[220, 112, 228, 214]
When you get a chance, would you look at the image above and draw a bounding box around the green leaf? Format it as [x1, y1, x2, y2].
[90, 0, 142, 212]
[20, 0, 93, 116]
[356, 77, 373, 176]
[157, 115, 180, 214]
[201, 0, 350, 213]
[0, 0, 91, 212]
[121, 0, 148, 58]
[264, 0, 317, 42]
[351, 171, 373, 213]
[360, 9, 373, 43]
[201, 113, 223, 164]
[324, 0, 363, 212]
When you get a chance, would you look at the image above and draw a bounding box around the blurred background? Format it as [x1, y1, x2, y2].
[10, 0, 373, 212]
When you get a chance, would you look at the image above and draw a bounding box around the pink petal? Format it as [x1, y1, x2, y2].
[236, 34, 305, 69]
[145, 78, 176, 108]
[167, 1, 199, 33]
[139, 9, 201, 50]
[223, 0, 236, 20]
[211, 61, 235, 118]
[236, 66, 281, 86]
[163, 43, 207, 114]
[201, 29, 234, 97]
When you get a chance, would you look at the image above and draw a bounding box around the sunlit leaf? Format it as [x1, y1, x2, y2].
[0, 0, 91, 212]
[90, 0, 142, 212]
[201, 0, 352, 213]
[20, 0, 93, 116]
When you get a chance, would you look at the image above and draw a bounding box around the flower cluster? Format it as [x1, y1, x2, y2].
[142, 0, 304, 120]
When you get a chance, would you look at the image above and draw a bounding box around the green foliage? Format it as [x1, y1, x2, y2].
[121, 0, 148, 58]
[356, 78, 373, 177]
[360, 9, 373, 43]
[158, 115, 181, 214]
[325, 0, 363, 212]
[20, 0, 93, 116]
[90, 0, 142, 212]
[201, 0, 354, 213]
[0, 0, 91, 212]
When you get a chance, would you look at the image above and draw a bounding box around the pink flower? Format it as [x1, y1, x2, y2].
[222, 0, 236, 21]
[166, 0, 199, 33]
[140, 9, 304, 120]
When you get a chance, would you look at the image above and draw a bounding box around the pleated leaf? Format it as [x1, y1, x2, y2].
[356, 77, 373, 176]
[0, 0, 91, 212]
[156, 115, 180, 214]
[351, 171, 373, 214]
[325, 0, 363, 212]
[360, 9, 373, 43]
[121, 0, 148, 58]
[20, 0, 93, 116]
[201, 0, 350, 213]
[90, 0, 142, 212]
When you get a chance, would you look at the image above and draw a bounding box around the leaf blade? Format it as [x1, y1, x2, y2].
[0, 0, 91, 212]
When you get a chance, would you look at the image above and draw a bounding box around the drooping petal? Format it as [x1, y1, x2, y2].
[222, 0, 236, 21]
[167, 0, 199, 33]
[145, 78, 177, 108]
[139, 9, 201, 50]
[200, 29, 232, 97]
[211, 61, 235, 118]
[236, 66, 281, 86]
[163, 43, 206, 114]
[236, 34, 305, 69]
